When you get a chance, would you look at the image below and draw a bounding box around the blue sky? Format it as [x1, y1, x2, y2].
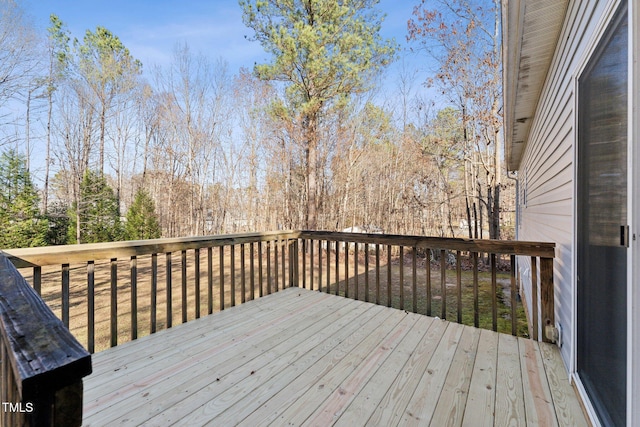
[23, 0, 427, 81]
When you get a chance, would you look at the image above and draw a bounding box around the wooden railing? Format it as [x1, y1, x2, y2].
[3, 230, 555, 357]
[0, 254, 91, 426]
[298, 231, 555, 342]
[5, 231, 301, 354]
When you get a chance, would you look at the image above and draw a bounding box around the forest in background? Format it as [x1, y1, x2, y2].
[0, 0, 513, 249]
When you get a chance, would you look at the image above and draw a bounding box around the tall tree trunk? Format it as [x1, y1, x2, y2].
[100, 103, 106, 176]
[44, 89, 52, 214]
[305, 112, 318, 230]
[25, 89, 31, 172]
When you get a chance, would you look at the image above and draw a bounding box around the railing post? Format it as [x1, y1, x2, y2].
[0, 254, 92, 427]
[540, 257, 555, 343]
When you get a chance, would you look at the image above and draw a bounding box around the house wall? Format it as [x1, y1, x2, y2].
[516, 0, 612, 370]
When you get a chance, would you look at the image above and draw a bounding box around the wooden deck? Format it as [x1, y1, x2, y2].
[82, 288, 587, 426]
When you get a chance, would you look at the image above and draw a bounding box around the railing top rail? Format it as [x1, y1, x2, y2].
[299, 230, 555, 258]
[4, 231, 302, 268]
[0, 254, 92, 400]
[3, 229, 555, 269]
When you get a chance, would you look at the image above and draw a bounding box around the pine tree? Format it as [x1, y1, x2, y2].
[68, 170, 123, 243]
[124, 188, 162, 240]
[0, 150, 48, 248]
[240, 0, 397, 228]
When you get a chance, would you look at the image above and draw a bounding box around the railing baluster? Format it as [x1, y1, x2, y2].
[412, 246, 417, 313]
[345, 243, 349, 298]
[375, 244, 380, 305]
[531, 256, 538, 340]
[335, 241, 340, 296]
[473, 252, 479, 328]
[310, 239, 314, 291]
[258, 241, 263, 297]
[207, 248, 213, 315]
[33, 266, 41, 295]
[282, 238, 287, 289]
[87, 261, 95, 353]
[266, 241, 271, 295]
[219, 246, 225, 310]
[294, 239, 300, 287]
[151, 253, 157, 333]
[440, 249, 446, 319]
[181, 250, 187, 323]
[62, 264, 70, 328]
[111, 258, 118, 347]
[282, 240, 296, 288]
[491, 253, 497, 332]
[195, 248, 201, 319]
[354, 243, 359, 301]
[511, 255, 517, 336]
[274, 240, 279, 292]
[231, 245, 236, 306]
[318, 240, 322, 292]
[399, 246, 404, 310]
[166, 252, 172, 328]
[326, 241, 331, 294]
[456, 251, 462, 324]
[387, 245, 392, 307]
[302, 239, 307, 289]
[426, 249, 432, 316]
[241, 243, 246, 303]
[250, 242, 255, 300]
[364, 243, 369, 302]
[131, 256, 138, 340]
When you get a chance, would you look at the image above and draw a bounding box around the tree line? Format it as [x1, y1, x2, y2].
[0, 0, 512, 249]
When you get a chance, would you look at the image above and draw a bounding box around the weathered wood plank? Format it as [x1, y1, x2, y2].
[299, 230, 555, 258]
[531, 256, 538, 340]
[491, 253, 497, 332]
[181, 250, 187, 323]
[162, 301, 378, 425]
[267, 311, 415, 427]
[5, 231, 303, 268]
[430, 326, 481, 426]
[302, 314, 422, 426]
[165, 252, 172, 327]
[85, 290, 343, 426]
[399, 322, 465, 426]
[495, 334, 526, 426]
[130, 256, 137, 341]
[150, 253, 157, 333]
[462, 328, 498, 427]
[332, 315, 435, 426]
[456, 250, 462, 323]
[365, 318, 448, 427]
[441, 249, 447, 319]
[519, 338, 558, 426]
[540, 257, 555, 343]
[511, 255, 517, 336]
[233, 304, 394, 427]
[80, 289, 584, 427]
[110, 258, 117, 347]
[87, 261, 95, 353]
[538, 342, 589, 426]
[87, 289, 316, 375]
[399, 246, 404, 310]
[0, 254, 91, 427]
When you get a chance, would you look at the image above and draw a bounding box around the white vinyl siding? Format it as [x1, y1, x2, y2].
[516, 0, 610, 369]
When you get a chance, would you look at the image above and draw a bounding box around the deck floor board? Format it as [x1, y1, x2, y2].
[82, 288, 587, 426]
